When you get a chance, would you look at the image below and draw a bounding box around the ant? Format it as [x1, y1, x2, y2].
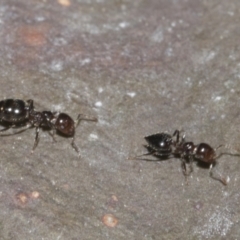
[0, 99, 97, 155]
[131, 130, 234, 185]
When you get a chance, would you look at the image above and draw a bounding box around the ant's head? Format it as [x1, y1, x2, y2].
[195, 143, 216, 164]
[145, 133, 173, 153]
[55, 113, 75, 136]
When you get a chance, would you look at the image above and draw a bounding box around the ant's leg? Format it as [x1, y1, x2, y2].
[0, 126, 11, 132]
[70, 114, 97, 157]
[48, 130, 57, 143]
[173, 130, 180, 143]
[215, 144, 223, 151]
[181, 160, 189, 184]
[128, 150, 157, 161]
[75, 114, 98, 128]
[32, 127, 40, 152]
[71, 137, 80, 157]
[0, 124, 32, 135]
[188, 156, 194, 175]
[26, 99, 34, 110]
[181, 159, 188, 176]
[209, 145, 228, 185]
[173, 129, 185, 146]
[182, 157, 193, 185]
[209, 163, 228, 185]
[181, 133, 186, 143]
[0, 124, 21, 132]
[181, 156, 193, 184]
[181, 157, 193, 176]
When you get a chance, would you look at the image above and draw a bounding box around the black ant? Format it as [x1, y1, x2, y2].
[0, 99, 97, 155]
[131, 130, 235, 185]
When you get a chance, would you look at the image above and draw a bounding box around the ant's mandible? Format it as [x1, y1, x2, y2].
[131, 130, 233, 185]
[0, 99, 97, 156]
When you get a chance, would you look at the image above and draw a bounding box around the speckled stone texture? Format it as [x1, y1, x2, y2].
[0, 0, 240, 239]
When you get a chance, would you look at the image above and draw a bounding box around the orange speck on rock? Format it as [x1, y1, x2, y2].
[102, 214, 118, 228]
[16, 192, 28, 205]
[111, 195, 118, 202]
[62, 184, 70, 190]
[30, 191, 40, 199]
[58, 0, 71, 6]
[19, 26, 47, 47]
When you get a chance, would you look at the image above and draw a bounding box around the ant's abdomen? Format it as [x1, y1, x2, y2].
[0, 99, 28, 123]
